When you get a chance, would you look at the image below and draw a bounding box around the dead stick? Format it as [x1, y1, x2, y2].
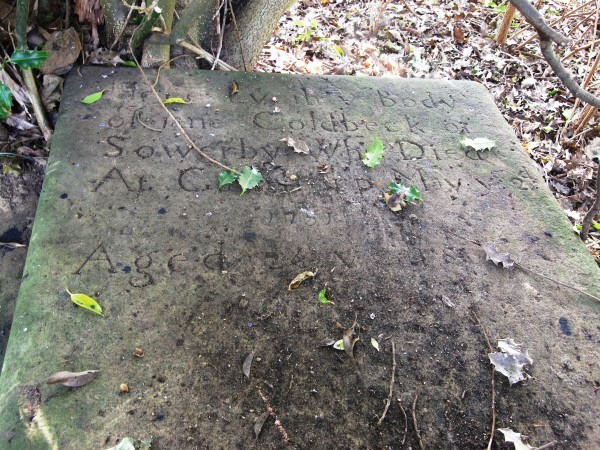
[443, 228, 600, 303]
[412, 394, 425, 450]
[128, 43, 239, 175]
[377, 341, 396, 426]
[535, 441, 558, 450]
[396, 398, 408, 445]
[471, 312, 496, 450]
[257, 386, 289, 444]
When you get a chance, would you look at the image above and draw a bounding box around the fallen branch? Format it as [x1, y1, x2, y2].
[580, 160, 600, 239]
[128, 42, 239, 174]
[412, 394, 425, 450]
[377, 341, 396, 426]
[257, 386, 289, 444]
[509, 0, 600, 109]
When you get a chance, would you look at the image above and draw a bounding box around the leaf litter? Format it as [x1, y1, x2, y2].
[488, 338, 533, 385]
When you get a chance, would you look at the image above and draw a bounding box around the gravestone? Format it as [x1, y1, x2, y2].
[0, 67, 598, 449]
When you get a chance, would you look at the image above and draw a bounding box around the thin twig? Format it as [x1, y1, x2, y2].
[136, 112, 162, 132]
[377, 341, 396, 426]
[396, 398, 408, 445]
[471, 312, 496, 450]
[128, 38, 238, 174]
[211, 0, 228, 70]
[412, 394, 425, 450]
[176, 40, 236, 71]
[257, 386, 289, 444]
[443, 228, 600, 303]
[535, 441, 558, 450]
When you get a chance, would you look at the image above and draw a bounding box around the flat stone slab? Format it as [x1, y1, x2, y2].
[0, 67, 598, 449]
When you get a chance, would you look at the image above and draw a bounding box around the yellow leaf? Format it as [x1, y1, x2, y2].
[163, 97, 191, 104]
[66, 288, 103, 315]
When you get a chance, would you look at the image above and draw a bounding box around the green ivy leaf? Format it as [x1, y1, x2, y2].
[317, 288, 334, 305]
[361, 138, 384, 168]
[81, 89, 105, 104]
[460, 137, 496, 151]
[0, 82, 12, 120]
[218, 170, 238, 188]
[388, 182, 423, 203]
[9, 49, 48, 69]
[120, 61, 137, 67]
[237, 166, 263, 195]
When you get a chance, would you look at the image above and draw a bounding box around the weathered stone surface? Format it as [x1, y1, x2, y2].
[0, 67, 598, 449]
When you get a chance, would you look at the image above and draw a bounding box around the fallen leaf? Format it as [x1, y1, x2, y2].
[104, 436, 152, 450]
[318, 338, 336, 347]
[0, 242, 26, 249]
[280, 136, 310, 154]
[238, 166, 263, 195]
[254, 411, 269, 440]
[66, 288, 103, 315]
[497, 428, 534, 450]
[218, 170, 238, 188]
[333, 339, 345, 350]
[489, 338, 533, 385]
[362, 138, 384, 168]
[81, 89, 105, 104]
[482, 242, 515, 268]
[2, 162, 21, 176]
[230, 80, 239, 96]
[243, 351, 254, 378]
[46, 370, 99, 387]
[288, 271, 315, 290]
[317, 288, 334, 305]
[453, 25, 465, 44]
[460, 137, 496, 151]
[163, 97, 191, 104]
[370, 337, 380, 351]
[342, 325, 359, 359]
[133, 347, 144, 358]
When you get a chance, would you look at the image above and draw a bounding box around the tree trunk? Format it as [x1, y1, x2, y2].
[220, 0, 297, 70]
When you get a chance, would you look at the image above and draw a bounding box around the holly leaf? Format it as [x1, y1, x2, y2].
[9, 49, 48, 69]
[362, 138, 384, 168]
[66, 288, 103, 315]
[81, 90, 105, 104]
[237, 166, 262, 195]
[488, 339, 533, 385]
[317, 288, 334, 305]
[163, 97, 191, 104]
[0, 82, 12, 119]
[218, 170, 238, 188]
[385, 182, 423, 212]
[460, 137, 496, 151]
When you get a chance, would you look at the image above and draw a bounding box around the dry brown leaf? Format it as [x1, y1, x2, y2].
[288, 271, 315, 290]
[46, 370, 99, 387]
[482, 242, 515, 268]
[280, 137, 310, 154]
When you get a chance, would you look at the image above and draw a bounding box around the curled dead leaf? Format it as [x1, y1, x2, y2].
[280, 137, 310, 154]
[482, 242, 515, 268]
[133, 347, 144, 358]
[288, 271, 315, 290]
[230, 80, 239, 96]
[46, 370, 99, 387]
